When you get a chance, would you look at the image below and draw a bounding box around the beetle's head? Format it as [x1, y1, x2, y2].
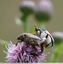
[17, 34, 26, 42]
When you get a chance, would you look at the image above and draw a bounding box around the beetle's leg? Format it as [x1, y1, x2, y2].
[16, 40, 21, 46]
[40, 43, 44, 53]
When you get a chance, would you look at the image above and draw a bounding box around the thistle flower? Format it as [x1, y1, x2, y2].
[35, 0, 53, 22]
[52, 32, 63, 45]
[5, 41, 46, 63]
[19, 0, 35, 15]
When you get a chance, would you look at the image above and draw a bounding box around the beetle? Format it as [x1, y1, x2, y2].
[16, 28, 54, 53]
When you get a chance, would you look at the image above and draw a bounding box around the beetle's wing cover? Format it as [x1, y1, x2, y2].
[22, 33, 41, 40]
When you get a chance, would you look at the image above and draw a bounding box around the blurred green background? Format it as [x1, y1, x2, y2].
[0, 0, 63, 62]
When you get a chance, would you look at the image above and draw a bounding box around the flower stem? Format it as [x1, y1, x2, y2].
[21, 15, 28, 32]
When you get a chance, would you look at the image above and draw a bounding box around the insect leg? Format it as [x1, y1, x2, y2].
[40, 43, 44, 53]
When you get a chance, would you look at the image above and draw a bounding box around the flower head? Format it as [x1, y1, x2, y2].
[5, 41, 46, 63]
[19, 0, 35, 15]
[52, 32, 63, 39]
[35, 0, 53, 22]
[52, 32, 63, 45]
[37, 0, 53, 14]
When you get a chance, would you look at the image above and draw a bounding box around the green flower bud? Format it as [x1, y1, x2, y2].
[19, 0, 35, 16]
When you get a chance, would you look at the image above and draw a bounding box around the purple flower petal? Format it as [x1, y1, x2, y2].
[5, 41, 46, 63]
